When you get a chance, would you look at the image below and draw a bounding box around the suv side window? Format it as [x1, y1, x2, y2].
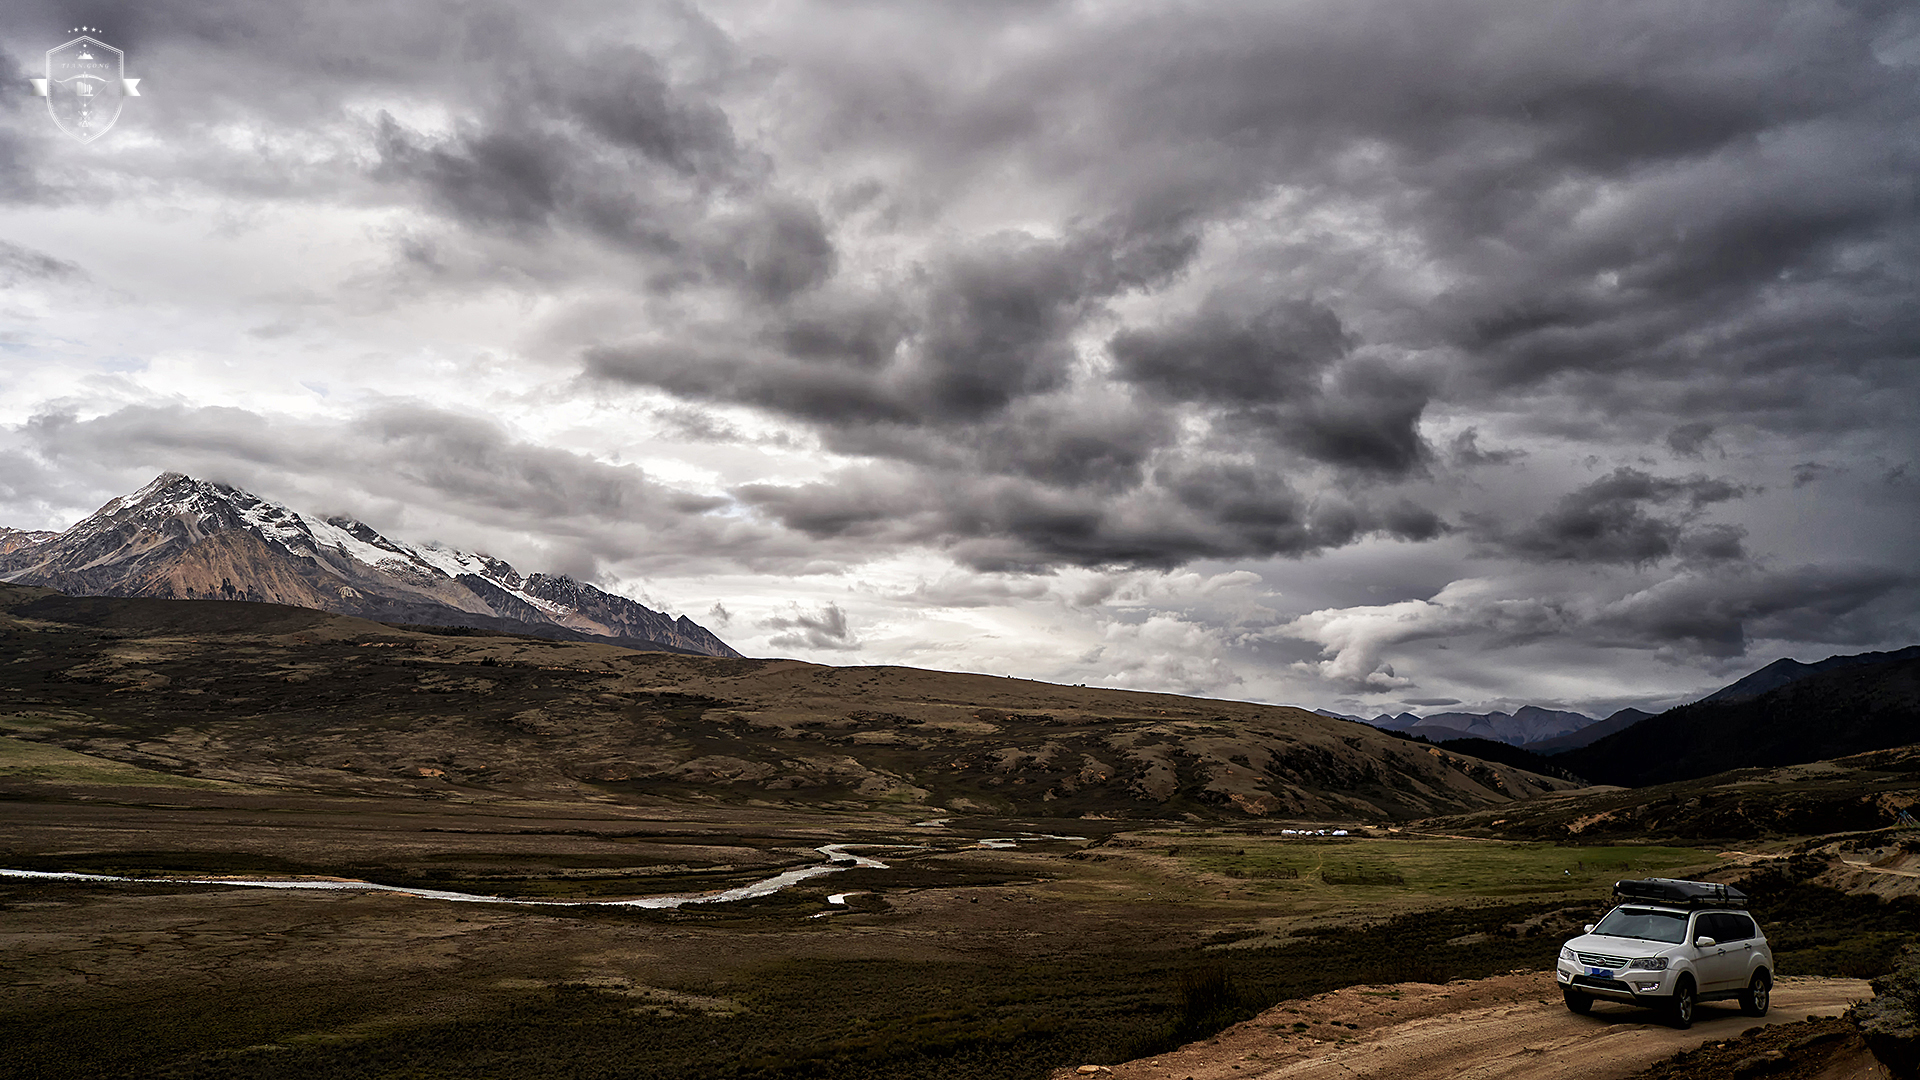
[1698, 912, 1751, 942]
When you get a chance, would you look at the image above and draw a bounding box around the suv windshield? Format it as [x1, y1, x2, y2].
[1592, 906, 1688, 944]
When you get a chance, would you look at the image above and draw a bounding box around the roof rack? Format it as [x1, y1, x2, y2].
[1612, 877, 1748, 908]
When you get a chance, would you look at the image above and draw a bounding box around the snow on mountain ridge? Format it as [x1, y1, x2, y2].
[235, 492, 587, 621]
[134, 476, 519, 601]
[136, 476, 447, 587]
[293, 509, 427, 576]
[404, 541, 496, 581]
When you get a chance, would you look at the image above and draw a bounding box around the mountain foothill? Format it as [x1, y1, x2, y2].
[0, 580, 1580, 821]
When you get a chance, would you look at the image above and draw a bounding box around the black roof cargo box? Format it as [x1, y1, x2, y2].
[1612, 878, 1748, 908]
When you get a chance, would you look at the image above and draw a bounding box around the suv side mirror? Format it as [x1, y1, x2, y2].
[1583, 924, 1595, 933]
[1694, 936, 1717, 948]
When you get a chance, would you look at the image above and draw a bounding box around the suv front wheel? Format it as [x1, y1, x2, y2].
[1667, 978, 1695, 1029]
[1563, 990, 1592, 1015]
[1741, 971, 1771, 1017]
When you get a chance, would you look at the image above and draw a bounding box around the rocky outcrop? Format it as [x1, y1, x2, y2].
[0, 526, 57, 562]
[1850, 945, 1920, 1079]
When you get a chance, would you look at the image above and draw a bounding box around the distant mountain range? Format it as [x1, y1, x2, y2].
[1558, 651, 1920, 787]
[0, 473, 740, 658]
[1317, 643, 1920, 792]
[1325, 644, 1920, 757]
[1316, 704, 1653, 752]
[1522, 709, 1655, 754]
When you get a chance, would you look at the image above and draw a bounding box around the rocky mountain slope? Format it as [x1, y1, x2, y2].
[0, 583, 1579, 820]
[0, 473, 738, 658]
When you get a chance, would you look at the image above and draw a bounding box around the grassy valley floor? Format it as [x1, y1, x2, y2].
[0, 772, 1805, 1080]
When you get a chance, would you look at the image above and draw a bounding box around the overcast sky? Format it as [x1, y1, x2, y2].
[3, 0, 1917, 719]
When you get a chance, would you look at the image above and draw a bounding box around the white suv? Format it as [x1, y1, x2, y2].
[1554, 878, 1773, 1029]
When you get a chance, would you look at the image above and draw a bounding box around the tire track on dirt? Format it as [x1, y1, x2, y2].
[1061, 973, 1871, 1080]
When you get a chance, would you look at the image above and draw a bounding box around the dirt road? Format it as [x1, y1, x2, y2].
[1062, 973, 1872, 1080]
[1844, 859, 1920, 879]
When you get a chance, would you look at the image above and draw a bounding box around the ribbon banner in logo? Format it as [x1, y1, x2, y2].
[30, 35, 141, 143]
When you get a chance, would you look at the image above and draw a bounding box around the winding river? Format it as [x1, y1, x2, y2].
[1, 832, 1085, 910]
[0, 844, 893, 909]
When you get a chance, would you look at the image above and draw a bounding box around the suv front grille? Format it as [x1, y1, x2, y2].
[1572, 975, 1635, 993]
[1577, 951, 1630, 968]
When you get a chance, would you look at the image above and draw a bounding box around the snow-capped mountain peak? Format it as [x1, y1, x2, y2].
[0, 473, 741, 658]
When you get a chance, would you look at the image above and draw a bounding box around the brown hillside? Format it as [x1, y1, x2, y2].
[0, 584, 1579, 820]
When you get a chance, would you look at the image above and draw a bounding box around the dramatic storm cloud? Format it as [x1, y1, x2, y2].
[2, 0, 1916, 715]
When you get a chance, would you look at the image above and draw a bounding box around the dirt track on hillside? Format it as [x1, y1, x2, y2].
[1058, 973, 1873, 1080]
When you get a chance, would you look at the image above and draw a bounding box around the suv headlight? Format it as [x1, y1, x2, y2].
[1626, 957, 1668, 971]
[1560, 947, 1576, 962]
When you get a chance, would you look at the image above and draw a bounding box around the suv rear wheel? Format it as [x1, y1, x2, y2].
[1667, 978, 1695, 1029]
[1741, 971, 1771, 1017]
[1563, 990, 1592, 1014]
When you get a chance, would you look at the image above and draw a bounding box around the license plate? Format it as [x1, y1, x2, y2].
[1587, 967, 1612, 977]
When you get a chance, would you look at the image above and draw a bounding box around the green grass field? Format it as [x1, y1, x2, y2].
[0, 735, 249, 790]
[1170, 834, 1720, 906]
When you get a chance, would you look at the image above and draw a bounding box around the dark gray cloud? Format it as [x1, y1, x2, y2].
[1261, 359, 1433, 475]
[1791, 461, 1836, 488]
[365, 48, 763, 287]
[1666, 422, 1717, 459]
[345, 405, 728, 522]
[737, 453, 1447, 573]
[1595, 564, 1917, 658]
[1110, 295, 1350, 406]
[967, 396, 1172, 491]
[586, 221, 1191, 425]
[2, 0, 776, 298]
[1483, 468, 1753, 565]
[575, 0, 1913, 580]
[1447, 428, 1525, 468]
[0, 447, 73, 519]
[1108, 295, 1432, 474]
[705, 199, 838, 303]
[763, 601, 856, 651]
[0, 240, 82, 284]
[550, 43, 742, 179]
[907, 234, 1096, 418]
